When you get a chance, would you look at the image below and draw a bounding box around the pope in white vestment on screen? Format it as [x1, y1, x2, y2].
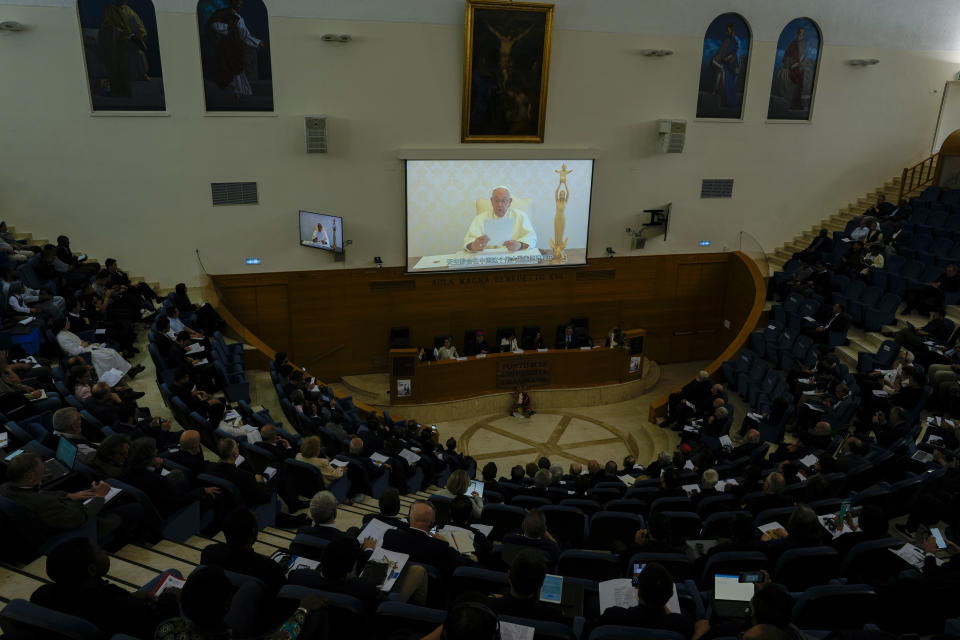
[463, 186, 537, 253]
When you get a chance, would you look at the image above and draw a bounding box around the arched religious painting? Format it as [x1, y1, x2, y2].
[77, 0, 166, 111]
[197, 0, 273, 112]
[767, 18, 822, 121]
[696, 13, 751, 119]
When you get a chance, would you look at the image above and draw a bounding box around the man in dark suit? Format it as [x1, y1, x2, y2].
[382, 500, 462, 579]
[205, 439, 272, 506]
[724, 429, 763, 461]
[743, 472, 792, 514]
[805, 302, 848, 344]
[588, 562, 697, 639]
[0, 451, 141, 548]
[256, 423, 296, 462]
[690, 468, 722, 509]
[345, 437, 379, 501]
[448, 495, 492, 565]
[165, 430, 206, 477]
[556, 324, 580, 349]
[170, 368, 226, 426]
[200, 507, 286, 596]
[486, 549, 565, 623]
[83, 382, 122, 427]
[30, 537, 179, 639]
[288, 537, 429, 607]
[835, 436, 869, 473]
[299, 490, 365, 542]
[501, 508, 561, 571]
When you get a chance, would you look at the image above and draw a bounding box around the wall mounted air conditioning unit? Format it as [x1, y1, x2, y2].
[305, 115, 328, 153]
[657, 119, 686, 154]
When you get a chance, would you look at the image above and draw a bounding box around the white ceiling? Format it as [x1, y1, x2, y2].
[6, 0, 960, 50]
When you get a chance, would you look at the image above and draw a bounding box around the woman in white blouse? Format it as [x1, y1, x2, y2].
[53, 317, 144, 379]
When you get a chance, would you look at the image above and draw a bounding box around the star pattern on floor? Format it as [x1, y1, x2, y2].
[459, 411, 638, 465]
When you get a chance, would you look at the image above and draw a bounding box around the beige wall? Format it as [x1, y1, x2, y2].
[1, 5, 959, 285]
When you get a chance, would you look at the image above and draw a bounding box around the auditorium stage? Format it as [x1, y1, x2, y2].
[330, 360, 705, 471]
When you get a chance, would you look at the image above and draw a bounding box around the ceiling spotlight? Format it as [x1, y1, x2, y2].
[337, 34, 352, 42]
[0, 21, 27, 32]
[321, 33, 351, 43]
[847, 58, 879, 66]
[641, 49, 673, 57]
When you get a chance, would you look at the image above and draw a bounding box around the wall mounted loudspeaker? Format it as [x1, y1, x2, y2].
[305, 115, 327, 153]
[657, 119, 686, 154]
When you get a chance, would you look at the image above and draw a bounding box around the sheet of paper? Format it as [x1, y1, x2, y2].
[370, 546, 409, 592]
[803, 316, 816, 322]
[330, 458, 349, 468]
[357, 518, 397, 548]
[799, 454, 819, 468]
[719, 435, 733, 448]
[192, 358, 210, 366]
[599, 578, 638, 614]
[817, 513, 858, 539]
[872, 389, 889, 397]
[399, 448, 421, 465]
[85, 486, 122, 505]
[30, 389, 47, 401]
[152, 574, 186, 597]
[747, 412, 764, 420]
[483, 215, 514, 247]
[224, 409, 241, 421]
[499, 622, 535, 640]
[618, 474, 635, 486]
[288, 557, 320, 572]
[683, 460, 695, 471]
[666, 583, 681, 614]
[682, 484, 700, 496]
[234, 454, 245, 467]
[18, 317, 33, 325]
[263, 466, 278, 480]
[160, 468, 171, 477]
[758, 521, 786, 538]
[98, 368, 125, 387]
[370, 452, 390, 467]
[889, 543, 933, 570]
[94, 328, 107, 335]
[0, 432, 8, 448]
[186, 343, 205, 355]
[472, 523, 493, 537]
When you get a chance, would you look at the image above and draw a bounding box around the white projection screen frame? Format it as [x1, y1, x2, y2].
[404, 159, 594, 273]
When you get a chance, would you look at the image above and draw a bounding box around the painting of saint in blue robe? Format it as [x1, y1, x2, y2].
[696, 13, 751, 119]
[197, 0, 273, 112]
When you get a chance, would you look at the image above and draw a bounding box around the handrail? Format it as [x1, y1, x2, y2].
[647, 250, 766, 422]
[898, 152, 940, 202]
[202, 274, 384, 419]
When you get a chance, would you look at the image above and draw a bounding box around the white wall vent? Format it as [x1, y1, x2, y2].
[305, 115, 328, 153]
[657, 119, 686, 153]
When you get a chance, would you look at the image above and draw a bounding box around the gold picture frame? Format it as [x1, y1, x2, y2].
[462, 0, 554, 143]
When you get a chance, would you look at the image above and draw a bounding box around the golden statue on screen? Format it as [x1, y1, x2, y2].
[550, 164, 572, 262]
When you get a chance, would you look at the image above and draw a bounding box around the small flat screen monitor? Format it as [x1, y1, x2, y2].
[299, 210, 343, 253]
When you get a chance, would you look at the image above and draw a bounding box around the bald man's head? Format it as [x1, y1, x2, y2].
[349, 438, 364, 456]
[260, 424, 277, 443]
[409, 501, 436, 531]
[744, 429, 760, 444]
[180, 430, 201, 453]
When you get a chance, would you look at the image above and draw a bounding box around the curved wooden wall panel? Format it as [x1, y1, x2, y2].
[647, 251, 766, 421]
[210, 252, 761, 384]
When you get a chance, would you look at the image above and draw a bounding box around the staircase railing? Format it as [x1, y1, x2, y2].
[737, 230, 769, 278]
[899, 152, 940, 202]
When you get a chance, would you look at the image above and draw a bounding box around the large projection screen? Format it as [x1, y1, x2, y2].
[405, 159, 594, 273]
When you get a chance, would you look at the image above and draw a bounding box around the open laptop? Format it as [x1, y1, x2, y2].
[42, 437, 78, 484]
[712, 574, 754, 619]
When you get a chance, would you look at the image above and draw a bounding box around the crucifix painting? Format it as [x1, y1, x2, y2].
[462, 0, 554, 143]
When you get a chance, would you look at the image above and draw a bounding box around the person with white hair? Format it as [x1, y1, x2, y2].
[462, 185, 537, 253]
